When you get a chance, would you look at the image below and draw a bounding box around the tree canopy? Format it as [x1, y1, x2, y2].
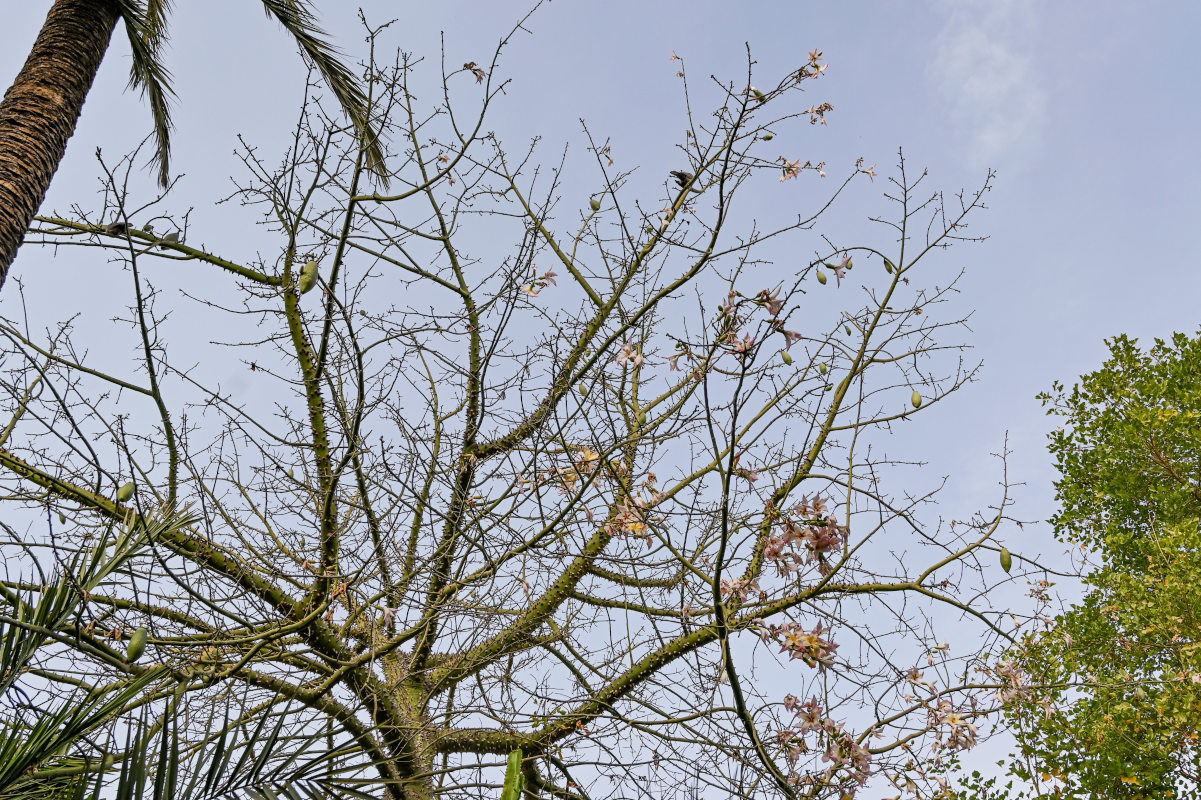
[0, 15, 1021, 800]
[976, 332, 1201, 798]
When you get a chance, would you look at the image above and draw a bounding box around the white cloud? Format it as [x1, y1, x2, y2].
[929, 0, 1046, 168]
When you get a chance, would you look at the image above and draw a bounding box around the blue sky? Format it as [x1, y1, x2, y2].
[5, 0, 1200, 789]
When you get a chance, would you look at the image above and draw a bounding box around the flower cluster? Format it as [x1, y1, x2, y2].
[615, 342, 644, 368]
[777, 695, 873, 794]
[606, 500, 650, 541]
[764, 621, 839, 670]
[929, 698, 980, 751]
[762, 495, 848, 577]
[719, 575, 761, 603]
[993, 658, 1034, 704]
[602, 475, 665, 543]
[519, 267, 557, 297]
[778, 157, 828, 181]
[794, 49, 829, 83]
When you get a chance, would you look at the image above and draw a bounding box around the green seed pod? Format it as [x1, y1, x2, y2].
[116, 482, 135, 503]
[780, 350, 793, 365]
[816, 269, 828, 285]
[1000, 547, 1013, 573]
[298, 260, 319, 294]
[126, 627, 148, 662]
[844, 324, 853, 336]
[884, 257, 896, 274]
[637, 410, 648, 427]
[818, 363, 827, 375]
[762, 133, 774, 141]
[911, 390, 922, 409]
[579, 384, 589, 396]
[590, 197, 601, 212]
[287, 468, 295, 480]
[58, 512, 66, 524]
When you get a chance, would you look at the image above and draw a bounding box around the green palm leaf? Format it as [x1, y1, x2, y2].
[0, 507, 197, 800]
[108, 0, 386, 189]
[256, 0, 388, 183]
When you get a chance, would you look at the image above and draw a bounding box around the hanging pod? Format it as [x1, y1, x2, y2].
[126, 627, 148, 662]
[816, 269, 828, 285]
[1000, 547, 1013, 573]
[298, 260, 320, 294]
[589, 197, 601, 212]
[116, 482, 135, 503]
[911, 390, 922, 409]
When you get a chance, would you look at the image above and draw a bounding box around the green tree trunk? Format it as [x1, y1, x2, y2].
[0, 0, 118, 289]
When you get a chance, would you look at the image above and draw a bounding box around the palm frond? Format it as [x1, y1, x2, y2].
[0, 668, 167, 800]
[102, 697, 382, 800]
[113, 0, 177, 187]
[143, 0, 173, 40]
[257, 0, 389, 186]
[0, 507, 198, 799]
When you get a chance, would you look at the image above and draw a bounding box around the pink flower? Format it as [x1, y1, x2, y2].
[759, 287, 785, 317]
[793, 696, 823, 731]
[730, 333, 755, 359]
[720, 290, 738, 318]
[834, 255, 851, 285]
[736, 466, 759, 483]
[770, 622, 839, 670]
[616, 343, 644, 368]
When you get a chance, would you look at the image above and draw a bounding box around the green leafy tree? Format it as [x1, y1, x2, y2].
[985, 332, 1201, 798]
[0, 0, 384, 289]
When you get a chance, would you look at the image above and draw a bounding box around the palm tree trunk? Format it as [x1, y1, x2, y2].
[0, 0, 119, 290]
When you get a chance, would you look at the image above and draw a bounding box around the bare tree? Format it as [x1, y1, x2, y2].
[1, 17, 1019, 800]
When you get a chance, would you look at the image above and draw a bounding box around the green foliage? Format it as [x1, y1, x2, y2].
[998, 332, 1201, 797]
[0, 505, 371, 800]
[112, 0, 386, 188]
[501, 750, 524, 800]
[0, 510, 190, 800]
